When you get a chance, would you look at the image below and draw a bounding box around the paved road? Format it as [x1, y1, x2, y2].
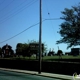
[0, 70, 62, 80]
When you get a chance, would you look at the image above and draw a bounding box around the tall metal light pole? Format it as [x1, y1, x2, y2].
[39, 0, 42, 74]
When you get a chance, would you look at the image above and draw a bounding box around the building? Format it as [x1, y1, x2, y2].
[2, 44, 14, 57]
[71, 48, 80, 56]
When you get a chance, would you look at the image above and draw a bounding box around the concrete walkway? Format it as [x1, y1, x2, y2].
[0, 68, 73, 80]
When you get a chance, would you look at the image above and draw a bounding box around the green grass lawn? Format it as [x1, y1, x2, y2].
[43, 55, 80, 60]
[1, 55, 80, 61]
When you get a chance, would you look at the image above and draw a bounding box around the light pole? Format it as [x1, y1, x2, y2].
[38, 0, 42, 74]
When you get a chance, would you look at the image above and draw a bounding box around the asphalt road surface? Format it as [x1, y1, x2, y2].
[0, 70, 62, 80]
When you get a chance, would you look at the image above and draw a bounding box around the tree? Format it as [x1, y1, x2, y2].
[16, 43, 30, 57]
[43, 42, 48, 54]
[57, 50, 63, 59]
[16, 40, 47, 58]
[56, 4, 80, 49]
[22, 43, 30, 57]
[16, 43, 23, 56]
[48, 48, 55, 56]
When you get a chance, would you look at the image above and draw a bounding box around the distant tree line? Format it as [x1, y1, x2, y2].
[47, 49, 63, 58]
[0, 40, 46, 58]
[0, 40, 64, 58]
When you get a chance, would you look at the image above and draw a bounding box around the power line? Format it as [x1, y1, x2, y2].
[0, 0, 38, 24]
[0, 20, 45, 44]
[44, 1, 59, 41]
[0, 0, 5, 5]
[0, 0, 61, 25]
[0, 0, 27, 19]
[0, 18, 61, 44]
[44, 18, 61, 20]
[44, 1, 61, 50]
[0, 0, 37, 22]
[0, 0, 14, 11]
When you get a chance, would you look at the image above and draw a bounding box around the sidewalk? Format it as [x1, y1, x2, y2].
[0, 68, 73, 80]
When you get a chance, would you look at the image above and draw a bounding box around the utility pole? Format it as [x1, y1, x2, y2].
[39, 0, 42, 74]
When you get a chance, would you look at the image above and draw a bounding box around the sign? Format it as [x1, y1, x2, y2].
[29, 43, 44, 50]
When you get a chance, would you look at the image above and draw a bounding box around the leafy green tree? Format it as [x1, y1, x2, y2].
[16, 43, 30, 57]
[16, 40, 47, 58]
[43, 42, 48, 54]
[57, 50, 63, 59]
[22, 43, 30, 57]
[56, 4, 80, 49]
[48, 48, 55, 56]
[16, 43, 23, 56]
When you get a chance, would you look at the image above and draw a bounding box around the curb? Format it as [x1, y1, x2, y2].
[0, 68, 73, 80]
